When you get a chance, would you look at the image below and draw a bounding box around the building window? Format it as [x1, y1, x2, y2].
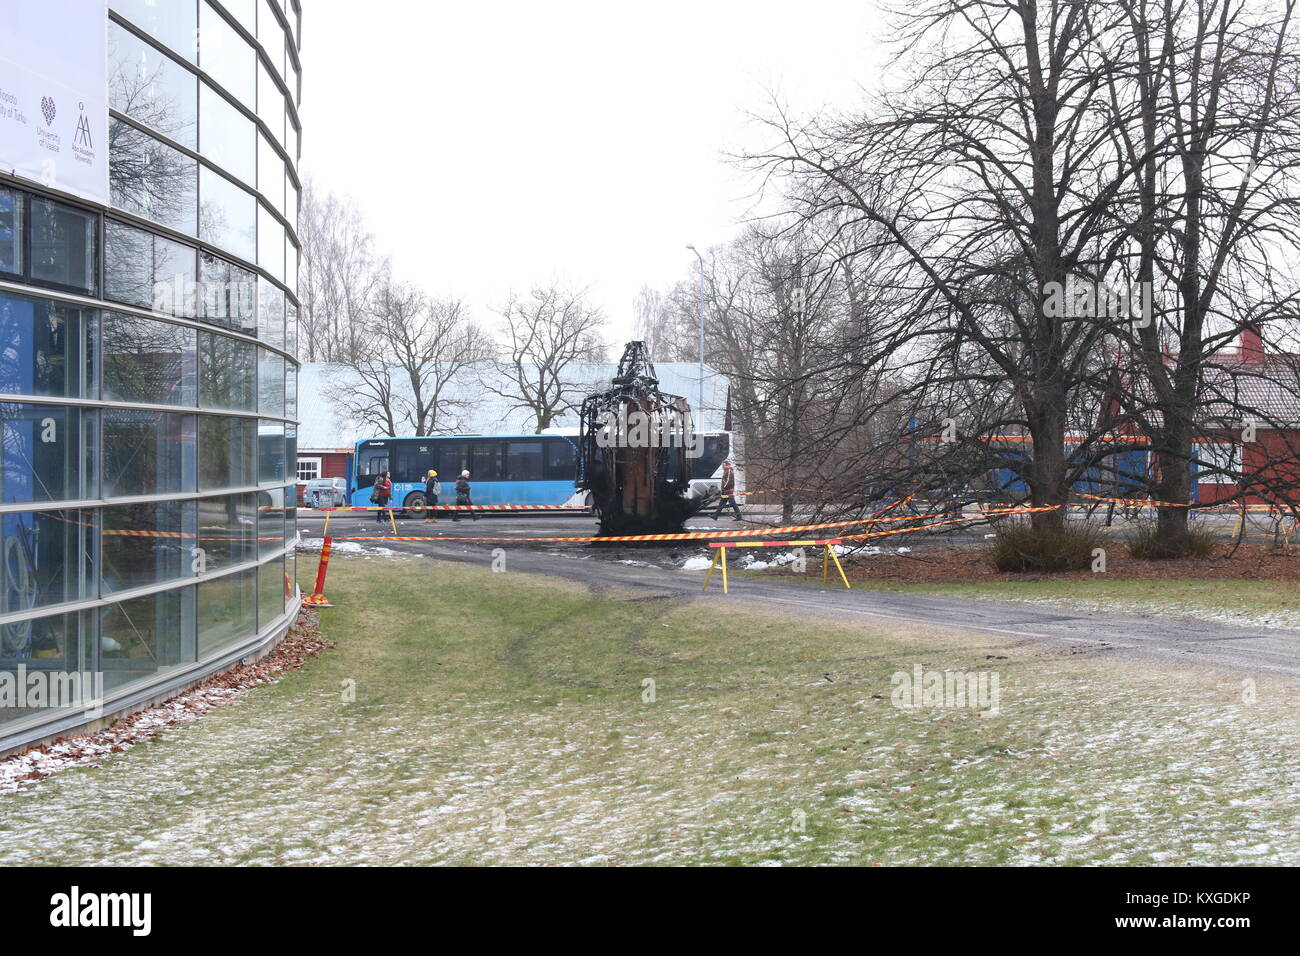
[296, 457, 320, 482]
[197, 567, 257, 657]
[0, 187, 21, 275]
[0, 292, 96, 399]
[99, 587, 196, 693]
[102, 410, 197, 497]
[1197, 442, 1241, 484]
[0, 404, 97, 503]
[28, 198, 97, 294]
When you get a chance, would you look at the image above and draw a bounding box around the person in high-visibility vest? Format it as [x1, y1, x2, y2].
[711, 460, 743, 521]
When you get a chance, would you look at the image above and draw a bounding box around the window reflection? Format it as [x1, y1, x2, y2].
[199, 1, 255, 104]
[101, 410, 196, 498]
[258, 203, 283, 281]
[104, 220, 198, 317]
[198, 415, 256, 491]
[197, 494, 256, 571]
[28, 199, 97, 293]
[102, 313, 197, 407]
[198, 166, 256, 263]
[257, 350, 284, 416]
[200, 253, 257, 334]
[110, 0, 198, 62]
[0, 509, 94, 615]
[200, 83, 255, 186]
[0, 292, 94, 399]
[0, 405, 96, 503]
[1, 187, 23, 275]
[198, 331, 256, 410]
[109, 120, 198, 235]
[101, 500, 196, 594]
[100, 588, 196, 692]
[108, 21, 197, 149]
[258, 421, 285, 483]
[198, 567, 256, 656]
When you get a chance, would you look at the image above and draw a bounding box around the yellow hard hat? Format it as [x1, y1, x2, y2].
[428, 469, 437, 477]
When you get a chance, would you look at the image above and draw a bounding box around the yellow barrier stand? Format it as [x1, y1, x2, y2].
[704, 540, 850, 595]
[702, 545, 729, 594]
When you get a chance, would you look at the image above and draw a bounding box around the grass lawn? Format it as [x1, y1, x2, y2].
[1, 553, 1296, 865]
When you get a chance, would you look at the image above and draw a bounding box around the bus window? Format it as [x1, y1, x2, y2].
[394, 444, 434, 483]
[357, 451, 387, 488]
[544, 438, 575, 481]
[470, 439, 504, 481]
[506, 440, 544, 481]
[438, 440, 467, 477]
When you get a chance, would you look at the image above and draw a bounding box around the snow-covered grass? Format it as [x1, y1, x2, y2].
[2, 556, 1296, 865]
[884, 579, 1300, 630]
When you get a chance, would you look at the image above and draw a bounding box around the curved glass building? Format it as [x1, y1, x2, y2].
[0, 0, 302, 753]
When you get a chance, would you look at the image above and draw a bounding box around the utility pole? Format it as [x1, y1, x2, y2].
[686, 244, 705, 427]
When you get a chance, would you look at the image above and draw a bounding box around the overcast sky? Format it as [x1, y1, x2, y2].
[298, 0, 886, 347]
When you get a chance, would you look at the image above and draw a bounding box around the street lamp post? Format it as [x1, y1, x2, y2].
[686, 244, 705, 427]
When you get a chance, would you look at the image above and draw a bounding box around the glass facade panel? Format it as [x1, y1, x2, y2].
[100, 588, 195, 692]
[109, 121, 198, 235]
[0, 509, 94, 614]
[103, 313, 198, 407]
[200, 253, 257, 334]
[198, 415, 256, 490]
[198, 567, 256, 656]
[101, 500, 197, 594]
[258, 421, 286, 483]
[0, 187, 20, 275]
[200, 82, 256, 186]
[102, 410, 197, 498]
[258, 350, 284, 416]
[108, 21, 198, 149]
[258, 554, 285, 631]
[257, 278, 284, 348]
[196, 493, 257, 572]
[258, 203, 284, 281]
[0, 293, 95, 399]
[257, 486, 284, 557]
[29, 199, 97, 293]
[0, 610, 93, 728]
[0, 405, 96, 503]
[198, 166, 256, 263]
[200, 1, 256, 104]
[110, 0, 198, 62]
[258, 60, 285, 147]
[198, 331, 256, 411]
[258, 131, 284, 212]
[104, 220, 197, 317]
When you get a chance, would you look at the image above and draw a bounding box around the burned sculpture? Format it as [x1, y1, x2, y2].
[577, 341, 704, 535]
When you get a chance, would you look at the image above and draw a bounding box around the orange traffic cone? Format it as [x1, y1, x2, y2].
[302, 536, 335, 607]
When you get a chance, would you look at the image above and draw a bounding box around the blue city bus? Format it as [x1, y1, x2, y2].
[349, 430, 742, 514]
[350, 433, 587, 512]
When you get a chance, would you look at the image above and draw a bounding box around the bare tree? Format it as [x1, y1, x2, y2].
[326, 279, 490, 436]
[298, 179, 389, 363]
[483, 283, 608, 433]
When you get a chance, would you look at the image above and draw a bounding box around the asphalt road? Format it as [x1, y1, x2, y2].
[299, 511, 1300, 680]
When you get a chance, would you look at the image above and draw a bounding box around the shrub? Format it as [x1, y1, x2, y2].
[988, 520, 1107, 573]
[1128, 522, 1218, 560]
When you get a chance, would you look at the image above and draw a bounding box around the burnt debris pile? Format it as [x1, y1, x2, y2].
[577, 341, 705, 536]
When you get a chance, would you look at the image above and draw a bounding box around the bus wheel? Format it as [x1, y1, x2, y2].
[404, 492, 427, 518]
